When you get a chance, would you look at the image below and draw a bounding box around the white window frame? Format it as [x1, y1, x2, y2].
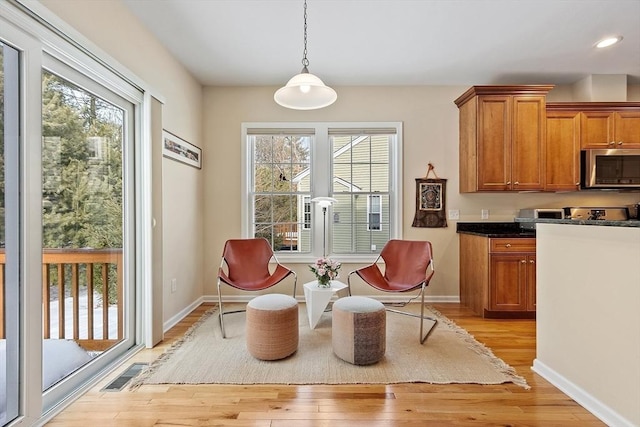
[242, 122, 402, 263]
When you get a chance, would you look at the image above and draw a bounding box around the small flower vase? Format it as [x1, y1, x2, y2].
[317, 276, 331, 288]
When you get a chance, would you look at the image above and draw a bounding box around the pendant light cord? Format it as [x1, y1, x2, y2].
[301, 0, 309, 71]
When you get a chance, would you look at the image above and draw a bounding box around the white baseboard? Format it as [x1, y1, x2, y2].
[202, 294, 460, 304]
[163, 297, 205, 333]
[532, 359, 636, 427]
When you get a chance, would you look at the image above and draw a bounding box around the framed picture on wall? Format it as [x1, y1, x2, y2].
[419, 181, 443, 211]
[412, 177, 447, 228]
[162, 130, 202, 169]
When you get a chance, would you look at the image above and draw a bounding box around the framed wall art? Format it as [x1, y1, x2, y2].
[412, 163, 447, 228]
[162, 130, 202, 169]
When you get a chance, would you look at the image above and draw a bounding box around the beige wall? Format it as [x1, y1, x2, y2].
[202, 85, 640, 300]
[36, 0, 640, 310]
[534, 223, 640, 426]
[41, 0, 205, 324]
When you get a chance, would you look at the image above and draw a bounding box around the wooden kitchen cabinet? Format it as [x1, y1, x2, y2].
[546, 103, 640, 149]
[490, 253, 536, 312]
[459, 234, 536, 318]
[581, 110, 640, 149]
[455, 85, 554, 192]
[545, 109, 581, 191]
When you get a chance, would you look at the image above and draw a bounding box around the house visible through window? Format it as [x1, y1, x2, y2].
[243, 123, 401, 258]
[331, 130, 396, 254]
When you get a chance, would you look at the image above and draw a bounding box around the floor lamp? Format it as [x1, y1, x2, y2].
[311, 197, 338, 257]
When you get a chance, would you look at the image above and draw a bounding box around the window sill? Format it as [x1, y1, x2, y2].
[275, 253, 379, 265]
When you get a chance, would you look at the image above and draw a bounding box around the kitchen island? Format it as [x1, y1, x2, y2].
[520, 219, 640, 427]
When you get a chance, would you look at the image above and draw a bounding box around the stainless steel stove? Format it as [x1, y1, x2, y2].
[563, 207, 628, 221]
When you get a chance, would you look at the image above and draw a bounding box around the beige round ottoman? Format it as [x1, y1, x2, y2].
[246, 294, 299, 360]
[332, 296, 386, 365]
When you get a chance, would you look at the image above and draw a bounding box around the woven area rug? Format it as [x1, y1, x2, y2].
[131, 304, 529, 389]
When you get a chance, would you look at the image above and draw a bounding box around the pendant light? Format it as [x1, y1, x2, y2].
[274, 0, 337, 110]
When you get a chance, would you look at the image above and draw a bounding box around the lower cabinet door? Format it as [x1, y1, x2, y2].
[489, 254, 528, 311]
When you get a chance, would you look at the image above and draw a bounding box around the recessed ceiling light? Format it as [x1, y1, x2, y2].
[595, 36, 623, 48]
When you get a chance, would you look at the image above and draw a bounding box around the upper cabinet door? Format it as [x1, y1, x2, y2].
[477, 95, 512, 191]
[511, 95, 546, 191]
[613, 111, 640, 147]
[581, 111, 615, 149]
[580, 109, 640, 149]
[475, 94, 547, 191]
[545, 111, 581, 191]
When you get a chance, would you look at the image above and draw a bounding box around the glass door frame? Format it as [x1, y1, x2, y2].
[1, 3, 152, 422]
[40, 54, 139, 414]
[2, 37, 21, 427]
[0, 14, 45, 425]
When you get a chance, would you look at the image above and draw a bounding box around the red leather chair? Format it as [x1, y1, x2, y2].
[347, 239, 436, 344]
[217, 238, 297, 338]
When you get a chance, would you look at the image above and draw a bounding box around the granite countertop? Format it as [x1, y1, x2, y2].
[515, 217, 640, 228]
[456, 222, 536, 237]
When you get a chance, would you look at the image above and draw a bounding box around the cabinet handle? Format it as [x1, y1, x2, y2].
[609, 141, 615, 145]
[529, 259, 535, 264]
[576, 182, 580, 186]
[505, 243, 511, 248]
[521, 260, 526, 263]
[506, 181, 511, 185]
[618, 141, 623, 145]
[514, 181, 519, 185]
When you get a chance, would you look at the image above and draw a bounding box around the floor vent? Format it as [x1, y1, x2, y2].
[101, 363, 148, 392]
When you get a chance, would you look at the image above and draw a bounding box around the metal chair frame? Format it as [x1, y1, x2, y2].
[347, 243, 436, 344]
[216, 239, 297, 338]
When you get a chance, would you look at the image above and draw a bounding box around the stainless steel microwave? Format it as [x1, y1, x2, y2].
[581, 149, 640, 189]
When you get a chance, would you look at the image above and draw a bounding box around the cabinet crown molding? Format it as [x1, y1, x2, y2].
[454, 85, 555, 107]
[546, 102, 640, 111]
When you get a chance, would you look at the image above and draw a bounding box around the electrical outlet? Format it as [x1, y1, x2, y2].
[171, 278, 177, 293]
[448, 209, 460, 220]
[481, 209, 490, 220]
[371, 244, 377, 251]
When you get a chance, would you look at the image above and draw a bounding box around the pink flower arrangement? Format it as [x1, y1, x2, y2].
[310, 257, 341, 287]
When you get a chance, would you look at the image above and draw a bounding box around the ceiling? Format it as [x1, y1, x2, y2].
[121, 0, 640, 88]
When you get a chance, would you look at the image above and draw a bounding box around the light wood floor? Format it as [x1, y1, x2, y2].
[46, 303, 605, 427]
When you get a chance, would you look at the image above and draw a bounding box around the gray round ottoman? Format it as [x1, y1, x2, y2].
[246, 294, 299, 360]
[332, 296, 386, 365]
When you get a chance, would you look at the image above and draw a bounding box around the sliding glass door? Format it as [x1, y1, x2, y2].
[41, 56, 137, 411]
[1, 3, 145, 422]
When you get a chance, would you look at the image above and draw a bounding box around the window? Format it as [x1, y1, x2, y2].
[331, 130, 397, 254]
[302, 196, 311, 230]
[247, 130, 312, 252]
[87, 136, 106, 160]
[368, 195, 382, 231]
[243, 123, 402, 260]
